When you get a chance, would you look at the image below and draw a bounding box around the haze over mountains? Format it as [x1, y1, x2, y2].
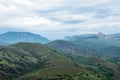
[1, 31, 120, 45]
[0, 32, 50, 44]
[0, 31, 120, 80]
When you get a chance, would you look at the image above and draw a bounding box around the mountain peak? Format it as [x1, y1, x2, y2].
[97, 32, 106, 37]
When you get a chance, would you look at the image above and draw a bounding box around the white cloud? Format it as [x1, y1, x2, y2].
[0, 0, 120, 39]
[2, 16, 60, 27]
[0, 3, 17, 14]
[54, 13, 94, 22]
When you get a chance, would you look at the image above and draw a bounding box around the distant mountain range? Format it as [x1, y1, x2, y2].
[0, 32, 120, 80]
[1, 31, 120, 45]
[63, 32, 120, 57]
[65, 32, 120, 40]
[64, 32, 120, 47]
[0, 32, 50, 44]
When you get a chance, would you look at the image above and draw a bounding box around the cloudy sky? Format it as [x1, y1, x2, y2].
[0, 0, 120, 40]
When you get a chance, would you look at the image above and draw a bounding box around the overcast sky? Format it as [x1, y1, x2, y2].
[0, 0, 120, 40]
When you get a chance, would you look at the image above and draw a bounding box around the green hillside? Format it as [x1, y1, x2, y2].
[0, 42, 80, 80]
[47, 40, 97, 55]
[0, 42, 114, 80]
[46, 40, 120, 80]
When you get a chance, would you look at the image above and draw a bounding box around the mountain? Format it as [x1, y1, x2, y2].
[64, 32, 120, 47]
[0, 42, 117, 80]
[64, 32, 120, 57]
[1, 32, 120, 80]
[46, 40, 120, 80]
[103, 46, 120, 58]
[97, 32, 106, 37]
[0, 32, 50, 44]
[0, 42, 82, 80]
[47, 40, 97, 55]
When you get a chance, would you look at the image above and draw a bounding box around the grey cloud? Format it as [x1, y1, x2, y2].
[0, 0, 120, 39]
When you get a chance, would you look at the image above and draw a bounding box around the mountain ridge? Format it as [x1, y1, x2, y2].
[0, 32, 50, 44]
